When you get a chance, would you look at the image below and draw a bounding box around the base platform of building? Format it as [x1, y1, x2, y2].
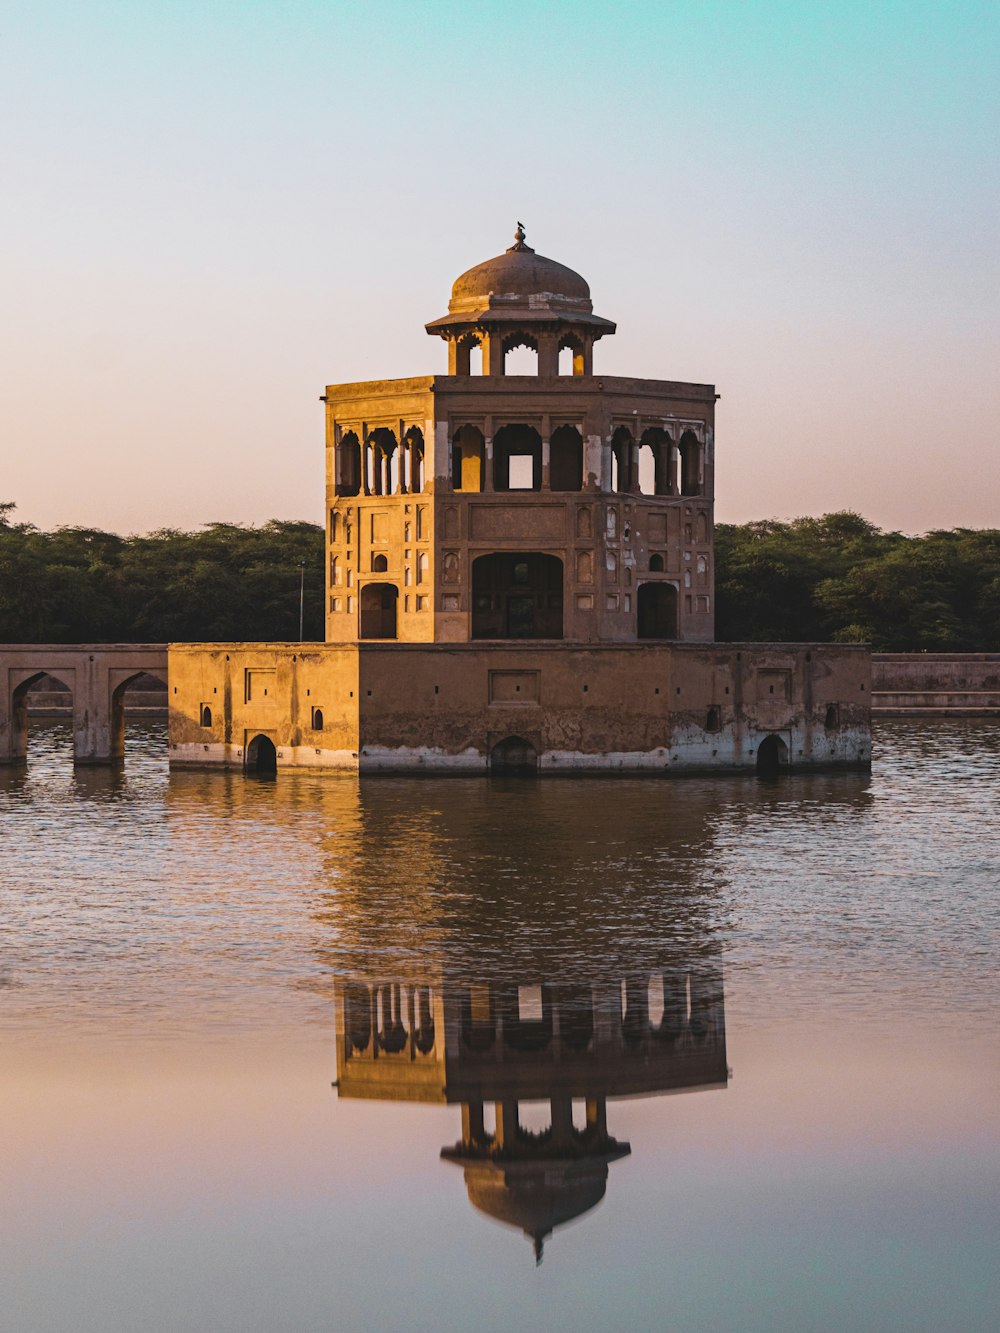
[167, 640, 871, 776]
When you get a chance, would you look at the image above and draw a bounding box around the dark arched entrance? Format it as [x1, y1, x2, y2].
[245, 733, 277, 777]
[756, 733, 789, 774]
[490, 735, 539, 775]
[360, 583, 398, 639]
[637, 583, 678, 639]
[472, 554, 562, 639]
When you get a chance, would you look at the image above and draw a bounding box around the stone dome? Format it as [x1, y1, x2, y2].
[451, 237, 591, 309]
[425, 225, 616, 338]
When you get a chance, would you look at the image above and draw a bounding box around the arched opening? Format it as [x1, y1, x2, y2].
[110, 670, 168, 762]
[549, 425, 583, 492]
[503, 334, 538, 375]
[366, 428, 397, 496]
[556, 984, 595, 1052]
[756, 733, 790, 774]
[200, 704, 212, 728]
[404, 426, 424, 493]
[413, 986, 436, 1054]
[453, 333, 482, 376]
[311, 706, 324, 731]
[360, 583, 398, 639]
[10, 671, 73, 764]
[245, 733, 277, 777]
[649, 553, 664, 572]
[344, 983, 372, 1053]
[825, 703, 840, 730]
[372, 554, 388, 572]
[498, 983, 553, 1049]
[610, 426, 633, 493]
[490, 735, 539, 776]
[641, 427, 675, 495]
[637, 583, 678, 639]
[335, 431, 361, 497]
[472, 553, 563, 639]
[461, 984, 497, 1053]
[376, 983, 408, 1054]
[679, 431, 702, 496]
[451, 424, 485, 492]
[493, 424, 542, 492]
[558, 335, 586, 377]
[637, 442, 656, 495]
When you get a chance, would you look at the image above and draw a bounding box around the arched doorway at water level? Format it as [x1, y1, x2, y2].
[756, 733, 789, 775]
[489, 735, 539, 775]
[245, 733, 277, 777]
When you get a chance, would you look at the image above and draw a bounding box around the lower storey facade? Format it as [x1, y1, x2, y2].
[167, 641, 871, 775]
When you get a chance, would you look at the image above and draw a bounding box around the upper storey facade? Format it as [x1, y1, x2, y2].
[323, 229, 717, 646]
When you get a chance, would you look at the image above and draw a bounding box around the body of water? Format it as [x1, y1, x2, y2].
[2, 721, 998, 1331]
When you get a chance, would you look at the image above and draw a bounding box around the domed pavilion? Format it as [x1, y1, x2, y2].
[167, 227, 871, 776]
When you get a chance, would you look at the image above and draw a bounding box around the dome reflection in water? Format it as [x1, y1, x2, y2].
[335, 962, 726, 1263]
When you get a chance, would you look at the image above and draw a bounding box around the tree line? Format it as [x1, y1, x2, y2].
[1, 504, 998, 649]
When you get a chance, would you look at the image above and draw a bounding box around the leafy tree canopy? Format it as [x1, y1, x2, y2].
[2, 504, 998, 650]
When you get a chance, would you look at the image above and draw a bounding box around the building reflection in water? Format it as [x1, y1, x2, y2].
[334, 960, 726, 1262]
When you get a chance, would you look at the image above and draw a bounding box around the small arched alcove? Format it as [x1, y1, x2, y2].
[756, 733, 789, 775]
[245, 733, 277, 778]
[489, 735, 539, 775]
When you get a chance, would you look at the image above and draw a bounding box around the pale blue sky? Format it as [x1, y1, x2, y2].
[2, 0, 997, 531]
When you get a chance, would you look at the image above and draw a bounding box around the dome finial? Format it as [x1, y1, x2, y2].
[507, 221, 534, 254]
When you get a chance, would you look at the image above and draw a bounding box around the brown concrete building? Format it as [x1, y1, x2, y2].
[168, 228, 870, 774]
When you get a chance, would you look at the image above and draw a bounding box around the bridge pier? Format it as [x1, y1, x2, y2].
[0, 646, 168, 765]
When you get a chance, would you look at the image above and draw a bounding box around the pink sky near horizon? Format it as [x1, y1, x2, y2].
[2, 2, 997, 537]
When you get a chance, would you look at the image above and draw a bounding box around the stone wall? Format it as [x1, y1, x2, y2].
[169, 641, 870, 774]
[872, 654, 1000, 716]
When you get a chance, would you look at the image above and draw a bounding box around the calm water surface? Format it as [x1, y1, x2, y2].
[2, 721, 998, 1331]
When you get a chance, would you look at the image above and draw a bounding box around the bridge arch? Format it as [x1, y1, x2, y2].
[0, 646, 168, 767]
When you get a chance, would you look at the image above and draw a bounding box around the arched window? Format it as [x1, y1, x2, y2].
[330, 555, 342, 586]
[366, 428, 397, 496]
[311, 706, 324, 731]
[610, 426, 633, 493]
[372, 554, 388, 572]
[416, 552, 429, 584]
[638, 442, 656, 495]
[404, 426, 424, 493]
[502, 334, 538, 375]
[200, 704, 212, 728]
[557, 335, 586, 376]
[641, 427, 674, 495]
[680, 431, 702, 496]
[549, 425, 583, 491]
[453, 333, 482, 375]
[649, 553, 664, 572]
[335, 432, 361, 497]
[493, 424, 542, 491]
[451, 424, 485, 492]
